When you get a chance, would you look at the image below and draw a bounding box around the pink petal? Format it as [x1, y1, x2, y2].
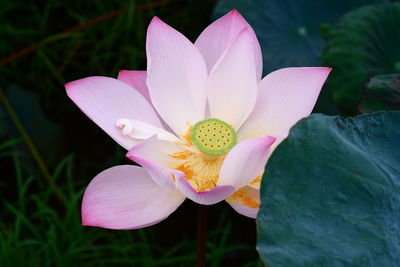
[117, 70, 150, 103]
[229, 203, 258, 218]
[217, 137, 275, 189]
[175, 175, 235, 205]
[146, 17, 208, 136]
[126, 135, 183, 190]
[226, 186, 260, 218]
[207, 28, 258, 130]
[117, 70, 173, 132]
[82, 165, 185, 230]
[238, 67, 332, 145]
[195, 9, 263, 80]
[65, 76, 163, 150]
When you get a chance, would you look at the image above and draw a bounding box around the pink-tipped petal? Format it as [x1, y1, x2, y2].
[195, 9, 262, 80]
[207, 29, 258, 130]
[117, 70, 150, 103]
[226, 186, 260, 218]
[238, 67, 332, 144]
[65, 76, 162, 150]
[217, 137, 276, 189]
[126, 135, 183, 190]
[82, 165, 185, 230]
[146, 17, 208, 136]
[175, 176, 236, 205]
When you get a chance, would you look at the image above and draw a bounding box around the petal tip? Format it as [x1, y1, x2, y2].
[117, 69, 127, 77]
[320, 66, 333, 74]
[125, 150, 136, 161]
[149, 16, 164, 28]
[265, 136, 277, 146]
[65, 78, 89, 98]
[64, 80, 77, 94]
[81, 218, 91, 227]
[81, 208, 95, 227]
[316, 67, 332, 80]
[228, 9, 239, 15]
[226, 9, 244, 20]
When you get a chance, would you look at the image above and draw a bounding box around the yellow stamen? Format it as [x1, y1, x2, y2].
[249, 175, 261, 188]
[226, 188, 260, 209]
[171, 149, 225, 191]
[170, 120, 259, 194]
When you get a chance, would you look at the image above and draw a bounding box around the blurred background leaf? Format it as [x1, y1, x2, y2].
[213, 0, 387, 74]
[0, 85, 61, 169]
[213, 0, 388, 115]
[359, 74, 400, 113]
[257, 112, 400, 266]
[321, 2, 400, 115]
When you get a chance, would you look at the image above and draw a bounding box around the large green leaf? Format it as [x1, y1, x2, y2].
[360, 74, 400, 113]
[213, 0, 386, 75]
[257, 112, 400, 266]
[322, 3, 400, 114]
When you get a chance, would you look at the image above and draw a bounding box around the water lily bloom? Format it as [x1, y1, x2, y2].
[65, 10, 331, 229]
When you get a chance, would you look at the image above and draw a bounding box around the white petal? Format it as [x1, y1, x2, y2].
[207, 28, 258, 130]
[238, 67, 331, 145]
[116, 119, 180, 143]
[217, 137, 275, 189]
[146, 17, 208, 136]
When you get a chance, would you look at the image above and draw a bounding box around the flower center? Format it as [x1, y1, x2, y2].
[190, 118, 237, 155]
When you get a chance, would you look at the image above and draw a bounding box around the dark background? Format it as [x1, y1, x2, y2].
[1, 0, 399, 265]
[0, 0, 261, 266]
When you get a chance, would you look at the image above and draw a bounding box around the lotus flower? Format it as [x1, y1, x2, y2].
[65, 10, 331, 229]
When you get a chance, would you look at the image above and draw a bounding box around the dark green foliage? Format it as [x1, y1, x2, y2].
[0, 0, 262, 265]
[322, 3, 400, 114]
[213, 0, 386, 74]
[360, 74, 400, 113]
[257, 112, 400, 266]
[1, 85, 60, 166]
[1, 153, 261, 266]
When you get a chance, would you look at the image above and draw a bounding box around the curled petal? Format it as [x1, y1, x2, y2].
[82, 165, 185, 230]
[126, 135, 183, 190]
[217, 137, 276, 189]
[238, 67, 332, 146]
[146, 17, 208, 136]
[175, 176, 235, 205]
[195, 9, 263, 80]
[116, 119, 180, 143]
[65, 76, 162, 150]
